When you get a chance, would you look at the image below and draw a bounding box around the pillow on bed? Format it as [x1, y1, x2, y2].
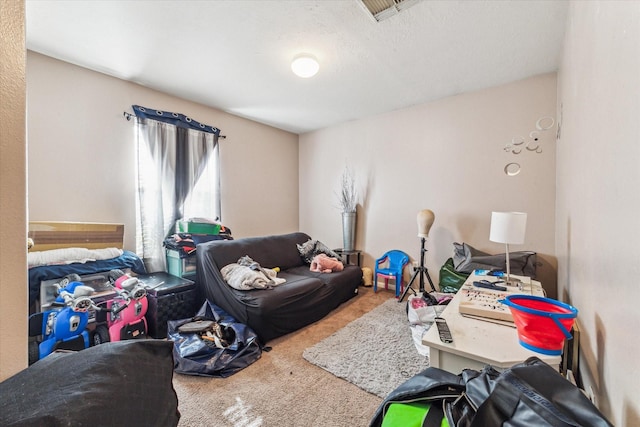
[27, 247, 124, 268]
[296, 239, 340, 264]
[0, 340, 180, 426]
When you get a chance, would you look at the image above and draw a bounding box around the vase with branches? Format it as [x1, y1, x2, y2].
[338, 166, 358, 250]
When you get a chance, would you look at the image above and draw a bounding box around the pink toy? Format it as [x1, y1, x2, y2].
[92, 270, 148, 345]
[310, 253, 344, 273]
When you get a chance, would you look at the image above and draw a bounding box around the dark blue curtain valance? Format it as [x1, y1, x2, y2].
[132, 105, 221, 135]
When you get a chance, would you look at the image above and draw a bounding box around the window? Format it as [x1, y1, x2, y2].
[132, 105, 221, 271]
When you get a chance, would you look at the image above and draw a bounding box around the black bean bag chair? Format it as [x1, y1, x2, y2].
[0, 340, 180, 426]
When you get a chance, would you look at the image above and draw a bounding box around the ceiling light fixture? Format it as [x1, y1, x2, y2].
[359, 0, 420, 22]
[291, 54, 319, 78]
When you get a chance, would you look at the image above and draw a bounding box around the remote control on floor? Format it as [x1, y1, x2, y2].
[435, 317, 453, 343]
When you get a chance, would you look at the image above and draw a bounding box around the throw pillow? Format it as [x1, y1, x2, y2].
[297, 239, 340, 264]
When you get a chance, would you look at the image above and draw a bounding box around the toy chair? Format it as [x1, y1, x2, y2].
[374, 250, 410, 298]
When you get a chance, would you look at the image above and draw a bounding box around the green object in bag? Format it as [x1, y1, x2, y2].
[439, 257, 469, 293]
[381, 402, 450, 427]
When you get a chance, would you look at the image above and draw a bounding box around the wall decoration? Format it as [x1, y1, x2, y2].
[502, 116, 555, 176]
[504, 163, 521, 176]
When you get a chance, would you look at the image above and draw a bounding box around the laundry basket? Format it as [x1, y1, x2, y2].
[501, 295, 578, 356]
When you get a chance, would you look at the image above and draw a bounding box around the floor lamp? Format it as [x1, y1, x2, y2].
[489, 211, 527, 285]
[399, 209, 436, 302]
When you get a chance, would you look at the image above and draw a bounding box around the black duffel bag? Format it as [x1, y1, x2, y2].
[371, 357, 613, 427]
[168, 300, 262, 377]
[469, 357, 612, 427]
[453, 242, 538, 277]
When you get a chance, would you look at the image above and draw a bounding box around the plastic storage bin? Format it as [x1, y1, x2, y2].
[176, 220, 221, 235]
[166, 249, 197, 279]
[39, 272, 119, 323]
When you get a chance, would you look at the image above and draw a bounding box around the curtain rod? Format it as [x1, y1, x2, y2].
[123, 111, 226, 139]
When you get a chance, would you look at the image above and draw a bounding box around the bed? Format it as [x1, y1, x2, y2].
[27, 221, 146, 313]
[11, 224, 179, 426]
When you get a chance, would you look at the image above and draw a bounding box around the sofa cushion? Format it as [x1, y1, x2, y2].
[232, 272, 330, 341]
[287, 264, 363, 289]
[199, 232, 310, 271]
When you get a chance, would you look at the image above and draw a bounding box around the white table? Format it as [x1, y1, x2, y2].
[421, 273, 561, 373]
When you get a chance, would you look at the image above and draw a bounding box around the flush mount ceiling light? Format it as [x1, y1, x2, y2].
[291, 54, 319, 78]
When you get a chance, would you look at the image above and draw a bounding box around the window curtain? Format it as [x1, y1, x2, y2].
[133, 105, 221, 272]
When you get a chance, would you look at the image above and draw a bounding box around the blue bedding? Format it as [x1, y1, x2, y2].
[28, 250, 146, 306]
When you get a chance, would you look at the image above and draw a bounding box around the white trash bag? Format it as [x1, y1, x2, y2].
[407, 293, 453, 357]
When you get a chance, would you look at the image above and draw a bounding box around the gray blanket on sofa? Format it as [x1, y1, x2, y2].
[221, 263, 285, 290]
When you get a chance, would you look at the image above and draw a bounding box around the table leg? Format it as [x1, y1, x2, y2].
[429, 347, 441, 369]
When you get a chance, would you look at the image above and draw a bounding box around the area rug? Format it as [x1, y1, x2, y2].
[303, 297, 429, 398]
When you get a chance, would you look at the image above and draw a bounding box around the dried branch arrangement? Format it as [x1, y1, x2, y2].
[338, 166, 357, 213]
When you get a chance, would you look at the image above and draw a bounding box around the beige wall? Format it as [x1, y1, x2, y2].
[0, 0, 28, 380]
[556, 2, 640, 425]
[0, 0, 28, 381]
[300, 73, 558, 297]
[27, 52, 300, 249]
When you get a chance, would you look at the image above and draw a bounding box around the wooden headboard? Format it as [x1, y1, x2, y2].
[28, 221, 125, 252]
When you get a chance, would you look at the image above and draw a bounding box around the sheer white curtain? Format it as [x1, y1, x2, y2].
[134, 107, 220, 272]
[182, 132, 220, 220]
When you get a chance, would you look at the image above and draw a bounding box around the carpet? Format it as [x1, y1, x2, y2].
[303, 297, 430, 398]
[173, 286, 391, 427]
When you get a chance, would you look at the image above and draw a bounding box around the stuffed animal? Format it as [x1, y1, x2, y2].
[310, 253, 344, 273]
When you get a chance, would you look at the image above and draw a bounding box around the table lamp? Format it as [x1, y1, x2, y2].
[489, 211, 527, 285]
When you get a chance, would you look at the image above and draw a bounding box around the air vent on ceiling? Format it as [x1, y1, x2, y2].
[359, 0, 420, 22]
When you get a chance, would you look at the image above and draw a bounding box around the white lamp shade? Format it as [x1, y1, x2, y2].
[489, 212, 527, 244]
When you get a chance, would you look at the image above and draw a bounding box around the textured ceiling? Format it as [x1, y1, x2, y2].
[25, 0, 568, 134]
